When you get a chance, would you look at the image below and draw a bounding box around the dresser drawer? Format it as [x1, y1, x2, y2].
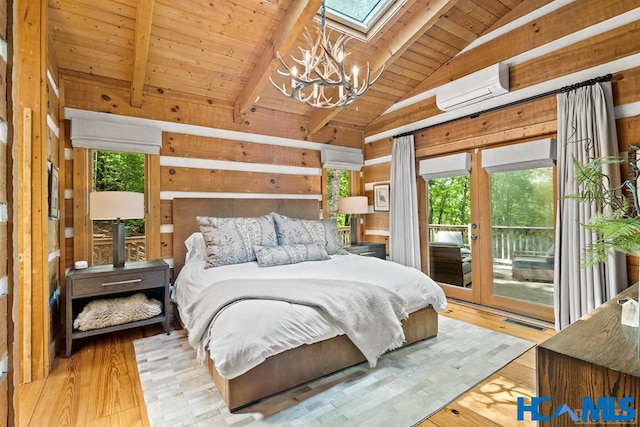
[71, 269, 166, 297]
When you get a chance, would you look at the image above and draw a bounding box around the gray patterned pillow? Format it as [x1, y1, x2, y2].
[253, 243, 330, 267]
[196, 215, 278, 268]
[271, 212, 348, 255]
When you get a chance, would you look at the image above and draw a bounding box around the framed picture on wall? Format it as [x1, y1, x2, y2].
[373, 183, 390, 212]
[49, 163, 59, 219]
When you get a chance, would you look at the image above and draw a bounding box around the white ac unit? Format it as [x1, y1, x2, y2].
[436, 63, 509, 111]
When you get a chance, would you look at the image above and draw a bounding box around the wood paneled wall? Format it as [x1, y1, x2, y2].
[46, 37, 62, 371]
[13, 0, 60, 387]
[362, 3, 640, 283]
[61, 76, 363, 272]
[0, 0, 10, 423]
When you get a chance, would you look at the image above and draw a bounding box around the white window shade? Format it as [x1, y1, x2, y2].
[71, 117, 162, 154]
[419, 153, 471, 180]
[321, 148, 364, 171]
[483, 138, 556, 173]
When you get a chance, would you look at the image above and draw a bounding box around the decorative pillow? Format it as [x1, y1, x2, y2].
[73, 293, 162, 331]
[271, 212, 348, 255]
[184, 232, 207, 263]
[197, 215, 278, 268]
[253, 243, 330, 267]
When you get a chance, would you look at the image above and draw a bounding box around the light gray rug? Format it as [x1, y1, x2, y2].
[134, 316, 534, 427]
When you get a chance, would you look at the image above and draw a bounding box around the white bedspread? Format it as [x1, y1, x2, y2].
[174, 254, 447, 379]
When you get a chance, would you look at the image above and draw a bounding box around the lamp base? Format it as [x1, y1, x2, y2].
[113, 221, 125, 268]
[350, 215, 358, 245]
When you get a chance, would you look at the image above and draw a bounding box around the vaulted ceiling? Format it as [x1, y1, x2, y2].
[48, 0, 529, 133]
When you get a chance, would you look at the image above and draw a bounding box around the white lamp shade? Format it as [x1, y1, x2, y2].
[90, 191, 145, 220]
[339, 196, 369, 214]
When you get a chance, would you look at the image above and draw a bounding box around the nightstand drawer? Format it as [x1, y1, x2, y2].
[72, 269, 166, 297]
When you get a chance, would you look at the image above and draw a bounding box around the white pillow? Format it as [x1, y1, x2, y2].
[184, 232, 206, 263]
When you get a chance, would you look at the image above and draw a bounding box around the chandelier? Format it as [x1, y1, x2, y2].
[269, 1, 383, 108]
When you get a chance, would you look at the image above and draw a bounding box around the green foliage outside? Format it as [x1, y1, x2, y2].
[93, 151, 145, 193]
[490, 169, 554, 227]
[92, 151, 145, 235]
[326, 169, 350, 226]
[428, 169, 554, 228]
[428, 176, 470, 226]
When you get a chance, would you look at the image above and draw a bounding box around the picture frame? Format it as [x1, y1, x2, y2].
[48, 163, 59, 219]
[373, 183, 390, 212]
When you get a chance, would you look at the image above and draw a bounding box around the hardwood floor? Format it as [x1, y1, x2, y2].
[18, 301, 555, 426]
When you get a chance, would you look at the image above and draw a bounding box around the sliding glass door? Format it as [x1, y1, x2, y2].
[423, 140, 556, 322]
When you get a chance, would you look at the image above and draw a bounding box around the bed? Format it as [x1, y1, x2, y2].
[172, 198, 447, 410]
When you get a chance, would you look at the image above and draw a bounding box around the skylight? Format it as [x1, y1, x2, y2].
[322, 0, 406, 41]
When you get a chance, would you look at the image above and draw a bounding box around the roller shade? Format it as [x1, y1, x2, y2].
[321, 148, 363, 171]
[419, 153, 471, 180]
[483, 138, 556, 173]
[71, 117, 162, 154]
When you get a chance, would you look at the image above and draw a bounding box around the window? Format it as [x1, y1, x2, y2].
[91, 150, 146, 265]
[323, 0, 407, 41]
[325, 169, 350, 224]
[325, 169, 350, 243]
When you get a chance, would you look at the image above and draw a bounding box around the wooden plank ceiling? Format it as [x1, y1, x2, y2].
[48, 0, 526, 133]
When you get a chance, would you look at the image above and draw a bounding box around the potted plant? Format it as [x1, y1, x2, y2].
[569, 153, 640, 267]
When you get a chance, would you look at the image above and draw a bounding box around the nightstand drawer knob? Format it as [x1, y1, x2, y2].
[101, 278, 143, 287]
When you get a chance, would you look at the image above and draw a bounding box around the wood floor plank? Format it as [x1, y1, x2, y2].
[427, 401, 502, 426]
[74, 338, 98, 427]
[25, 353, 80, 426]
[85, 332, 140, 422]
[17, 377, 46, 426]
[454, 374, 536, 427]
[18, 304, 552, 426]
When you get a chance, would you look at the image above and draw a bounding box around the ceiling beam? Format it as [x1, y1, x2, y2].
[130, 0, 155, 108]
[233, 0, 323, 124]
[307, 0, 459, 135]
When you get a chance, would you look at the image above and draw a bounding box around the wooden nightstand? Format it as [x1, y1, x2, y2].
[343, 242, 386, 259]
[65, 259, 170, 357]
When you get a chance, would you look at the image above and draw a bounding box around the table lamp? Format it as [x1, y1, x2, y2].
[338, 196, 368, 245]
[90, 191, 145, 267]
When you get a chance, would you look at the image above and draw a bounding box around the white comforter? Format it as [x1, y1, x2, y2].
[174, 254, 447, 379]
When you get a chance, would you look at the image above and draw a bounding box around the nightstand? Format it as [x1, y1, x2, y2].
[65, 259, 170, 356]
[343, 242, 386, 259]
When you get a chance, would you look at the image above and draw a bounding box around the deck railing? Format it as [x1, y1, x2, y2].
[429, 224, 554, 261]
[93, 236, 146, 265]
[338, 227, 350, 244]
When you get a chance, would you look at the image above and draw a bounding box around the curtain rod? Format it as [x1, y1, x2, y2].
[394, 73, 613, 139]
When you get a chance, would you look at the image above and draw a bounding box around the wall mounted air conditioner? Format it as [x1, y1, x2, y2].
[436, 63, 509, 111]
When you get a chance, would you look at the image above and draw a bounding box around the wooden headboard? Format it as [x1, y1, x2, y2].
[172, 198, 320, 276]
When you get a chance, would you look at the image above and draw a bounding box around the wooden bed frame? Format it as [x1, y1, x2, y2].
[172, 198, 439, 410]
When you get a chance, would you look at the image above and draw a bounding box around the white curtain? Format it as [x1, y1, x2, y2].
[555, 81, 627, 330]
[389, 135, 421, 268]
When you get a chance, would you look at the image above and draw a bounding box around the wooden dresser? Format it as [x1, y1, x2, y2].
[537, 283, 640, 426]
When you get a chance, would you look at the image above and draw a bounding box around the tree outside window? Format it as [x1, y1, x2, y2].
[326, 169, 350, 227]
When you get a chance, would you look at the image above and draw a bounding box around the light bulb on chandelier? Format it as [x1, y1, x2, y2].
[269, 1, 383, 109]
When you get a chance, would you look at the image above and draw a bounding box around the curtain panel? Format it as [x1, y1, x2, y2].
[389, 135, 421, 268]
[554, 81, 627, 330]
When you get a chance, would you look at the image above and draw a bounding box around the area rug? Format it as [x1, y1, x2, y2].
[134, 316, 534, 427]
